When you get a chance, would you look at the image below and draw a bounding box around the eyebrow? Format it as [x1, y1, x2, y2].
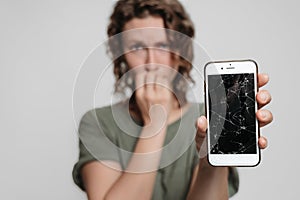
[124, 39, 145, 44]
[124, 39, 169, 47]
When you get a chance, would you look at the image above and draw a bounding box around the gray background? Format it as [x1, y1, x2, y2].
[2, 0, 299, 199]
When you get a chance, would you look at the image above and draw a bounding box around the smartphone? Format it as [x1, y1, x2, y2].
[204, 60, 260, 166]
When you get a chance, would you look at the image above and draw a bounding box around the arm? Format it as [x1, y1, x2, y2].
[82, 125, 168, 200]
[82, 72, 173, 200]
[186, 116, 229, 200]
[187, 164, 229, 200]
[187, 73, 273, 200]
[81, 161, 122, 200]
[103, 125, 168, 200]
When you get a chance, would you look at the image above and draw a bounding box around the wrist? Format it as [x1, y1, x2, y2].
[198, 160, 229, 176]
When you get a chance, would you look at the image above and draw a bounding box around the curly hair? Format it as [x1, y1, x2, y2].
[107, 0, 195, 106]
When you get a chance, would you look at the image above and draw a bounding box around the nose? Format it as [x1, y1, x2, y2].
[144, 48, 158, 71]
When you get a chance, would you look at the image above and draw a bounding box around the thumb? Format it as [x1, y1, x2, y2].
[195, 116, 208, 156]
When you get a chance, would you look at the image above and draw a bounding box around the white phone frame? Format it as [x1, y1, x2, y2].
[205, 60, 260, 167]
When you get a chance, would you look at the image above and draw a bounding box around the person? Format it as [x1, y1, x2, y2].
[72, 0, 273, 199]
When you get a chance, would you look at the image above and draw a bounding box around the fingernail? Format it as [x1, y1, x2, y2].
[198, 117, 204, 126]
[263, 74, 269, 81]
[260, 93, 267, 102]
[260, 110, 266, 118]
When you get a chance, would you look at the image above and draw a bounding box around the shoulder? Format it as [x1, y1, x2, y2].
[82, 104, 114, 119]
[80, 102, 126, 126]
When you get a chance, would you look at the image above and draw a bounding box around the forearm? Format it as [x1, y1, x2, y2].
[187, 161, 229, 200]
[104, 125, 167, 200]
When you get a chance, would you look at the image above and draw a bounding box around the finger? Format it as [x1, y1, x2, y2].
[135, 70, 146, 90]
[258, 136, 268, 149]
[257, 90, 272, 108]
[134, 71, 146, 104]
[145, 71, 156, 93]
[195, 116, 207, 151]
[256, 109, 273, 127]
[258, 73, 269, 88]
[155, 75, 171, 92]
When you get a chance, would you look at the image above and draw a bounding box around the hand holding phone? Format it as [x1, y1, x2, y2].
[205, 60, 260, 166]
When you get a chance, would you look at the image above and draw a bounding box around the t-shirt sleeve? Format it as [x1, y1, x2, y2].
[72, 140, 96, 190]
[72, 109, 120, 191]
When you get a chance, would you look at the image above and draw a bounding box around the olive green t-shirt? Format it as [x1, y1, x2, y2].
[72, 102, 239, 199]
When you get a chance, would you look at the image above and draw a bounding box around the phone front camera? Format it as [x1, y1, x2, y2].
[221, 67, 223, 70]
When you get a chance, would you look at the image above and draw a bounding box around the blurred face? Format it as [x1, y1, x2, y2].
[122, 16, 179, 76]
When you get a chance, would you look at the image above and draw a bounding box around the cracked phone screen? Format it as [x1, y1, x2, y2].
[208, 73, 257, 154]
